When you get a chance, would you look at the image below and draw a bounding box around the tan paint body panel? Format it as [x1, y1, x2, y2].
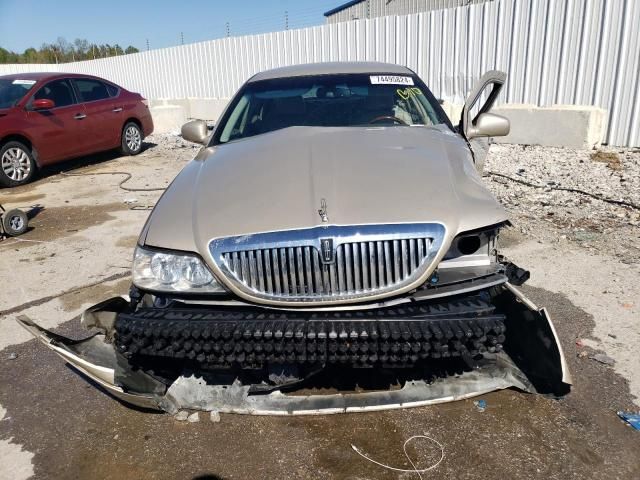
[142, 124, 507, 305]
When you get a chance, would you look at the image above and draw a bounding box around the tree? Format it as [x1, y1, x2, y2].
[0, 37, 140, 63]
[37, 43, 57, 63]
[22, 48, 38, 63]
[55, 37, 70, 62]
[73, 38, 89, 58]
[0, 47, 12, 63]
[88, 44, 99, 59]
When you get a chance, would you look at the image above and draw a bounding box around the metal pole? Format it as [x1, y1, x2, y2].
[146, 39, 150, 51]
[180, 32, 184, 45]
[285, 11, 289, 30]
[226, 22, 230, 37]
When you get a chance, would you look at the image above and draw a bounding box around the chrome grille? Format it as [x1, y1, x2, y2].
[210, 224, 445, 304]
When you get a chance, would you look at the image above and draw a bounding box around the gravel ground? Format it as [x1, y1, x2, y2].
[484, 144, 640, 263]
[1, 137, 639, 479]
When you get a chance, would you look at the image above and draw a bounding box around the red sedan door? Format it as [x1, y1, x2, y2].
[26, 78, 88, 165]
[71, 78, 123, 152]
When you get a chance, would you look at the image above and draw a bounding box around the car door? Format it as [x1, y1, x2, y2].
[26, 78, 88, 165]
[71, 78, 123, 152]
[460, 71, 507, 172]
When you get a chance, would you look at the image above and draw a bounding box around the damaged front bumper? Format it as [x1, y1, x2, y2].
[17, 284, 571, 415]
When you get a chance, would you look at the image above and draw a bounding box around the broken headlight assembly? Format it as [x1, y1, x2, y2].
[440, 227, 499, 268]
[132, 245, 225, 293]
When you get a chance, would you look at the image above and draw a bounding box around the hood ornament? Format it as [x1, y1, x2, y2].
[318, 198, 329, 223]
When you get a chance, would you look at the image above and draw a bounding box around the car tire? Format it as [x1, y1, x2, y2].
[120, 122, 144, 155]
[0, 141, 36, 187]
[2, 209, 28, 236]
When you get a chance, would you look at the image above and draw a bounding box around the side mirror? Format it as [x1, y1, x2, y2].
[181, 120, 209, 145]
[32, 99, 55, 110]
[461, 70, 506, 139]
[466, 112, 510, 139]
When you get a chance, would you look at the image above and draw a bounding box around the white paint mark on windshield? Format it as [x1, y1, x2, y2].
[370, 75, 414, 86]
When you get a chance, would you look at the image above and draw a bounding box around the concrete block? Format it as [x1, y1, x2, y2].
[492, 104, 607, 149]
[146, 98, 607, 149]
[147, 97, 229, 123]
[149, 105, 188, 134]
[188, 98, 230, 123]
[148, 98, 164, 108]
[171, 98, 191, 116]
[149, 98, 191, 115]
[441, 101, 463, 126]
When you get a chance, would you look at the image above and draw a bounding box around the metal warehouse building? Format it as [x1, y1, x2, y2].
[324, 0, 494, 23]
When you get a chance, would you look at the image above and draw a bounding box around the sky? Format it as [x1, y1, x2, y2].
[0, 0, 343, 52]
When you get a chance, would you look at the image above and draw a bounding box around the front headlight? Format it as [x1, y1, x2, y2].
[132, 246, 225, 293]
[439, 227, 500, 269]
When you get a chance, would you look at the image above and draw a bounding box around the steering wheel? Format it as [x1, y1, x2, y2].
[368, 115, 408, 125]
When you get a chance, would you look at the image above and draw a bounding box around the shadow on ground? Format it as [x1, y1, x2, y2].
[0, 141, 157, 193]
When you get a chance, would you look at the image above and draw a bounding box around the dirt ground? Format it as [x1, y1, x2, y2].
[1, 137, 639, 479]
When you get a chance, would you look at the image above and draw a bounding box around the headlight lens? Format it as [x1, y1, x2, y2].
[133, 246, 225, 293]
[181, 256, 213, 286]
[150, 253, 181, 284]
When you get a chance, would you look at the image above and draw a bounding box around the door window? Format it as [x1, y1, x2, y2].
[73, 79, 111, 102]
[105, 83, 119, 97]
[33, 79, 76, 108]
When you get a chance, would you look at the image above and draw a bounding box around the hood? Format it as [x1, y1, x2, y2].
[143, 126, 507, 257]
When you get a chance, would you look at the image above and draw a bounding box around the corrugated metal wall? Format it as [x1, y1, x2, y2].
[1, 0, 638, 146]
[325, 0, 493, 23]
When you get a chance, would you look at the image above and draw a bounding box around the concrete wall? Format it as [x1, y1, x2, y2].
[188, 98, 230, 122]
[442, 101, 607, 148]
[148, 106, 187, 134]
[441, 101, 463, 126]
[493, 105, 607, 149]
[150, 98, 229, 133]
[151, 97, 607, 149]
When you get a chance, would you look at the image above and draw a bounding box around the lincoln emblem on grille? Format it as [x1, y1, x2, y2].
[320, 238, 335, 264]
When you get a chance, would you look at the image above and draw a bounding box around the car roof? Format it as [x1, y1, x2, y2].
[248, 62, 414, 82]
[0, 72, 115, 83]
[0, 72, 59, 81]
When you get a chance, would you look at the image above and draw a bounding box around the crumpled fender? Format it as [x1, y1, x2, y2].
[16, 284, 571, 415]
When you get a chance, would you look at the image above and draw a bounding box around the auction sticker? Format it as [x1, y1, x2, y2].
[12, 79, 36, 85]
[370, 75, 414, 85]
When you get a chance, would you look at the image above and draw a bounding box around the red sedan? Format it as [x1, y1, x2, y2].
[0, 72, 153, 187]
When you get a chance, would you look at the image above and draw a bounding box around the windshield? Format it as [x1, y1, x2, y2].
[217, 73, 448, 144]
[0, 79, 37, 108]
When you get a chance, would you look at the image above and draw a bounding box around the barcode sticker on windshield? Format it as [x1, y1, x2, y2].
[12, 80, 36, 85]
[370, 75, 414, 86]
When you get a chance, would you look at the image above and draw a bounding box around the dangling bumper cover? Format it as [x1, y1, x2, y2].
[16, 284, 571, 415]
